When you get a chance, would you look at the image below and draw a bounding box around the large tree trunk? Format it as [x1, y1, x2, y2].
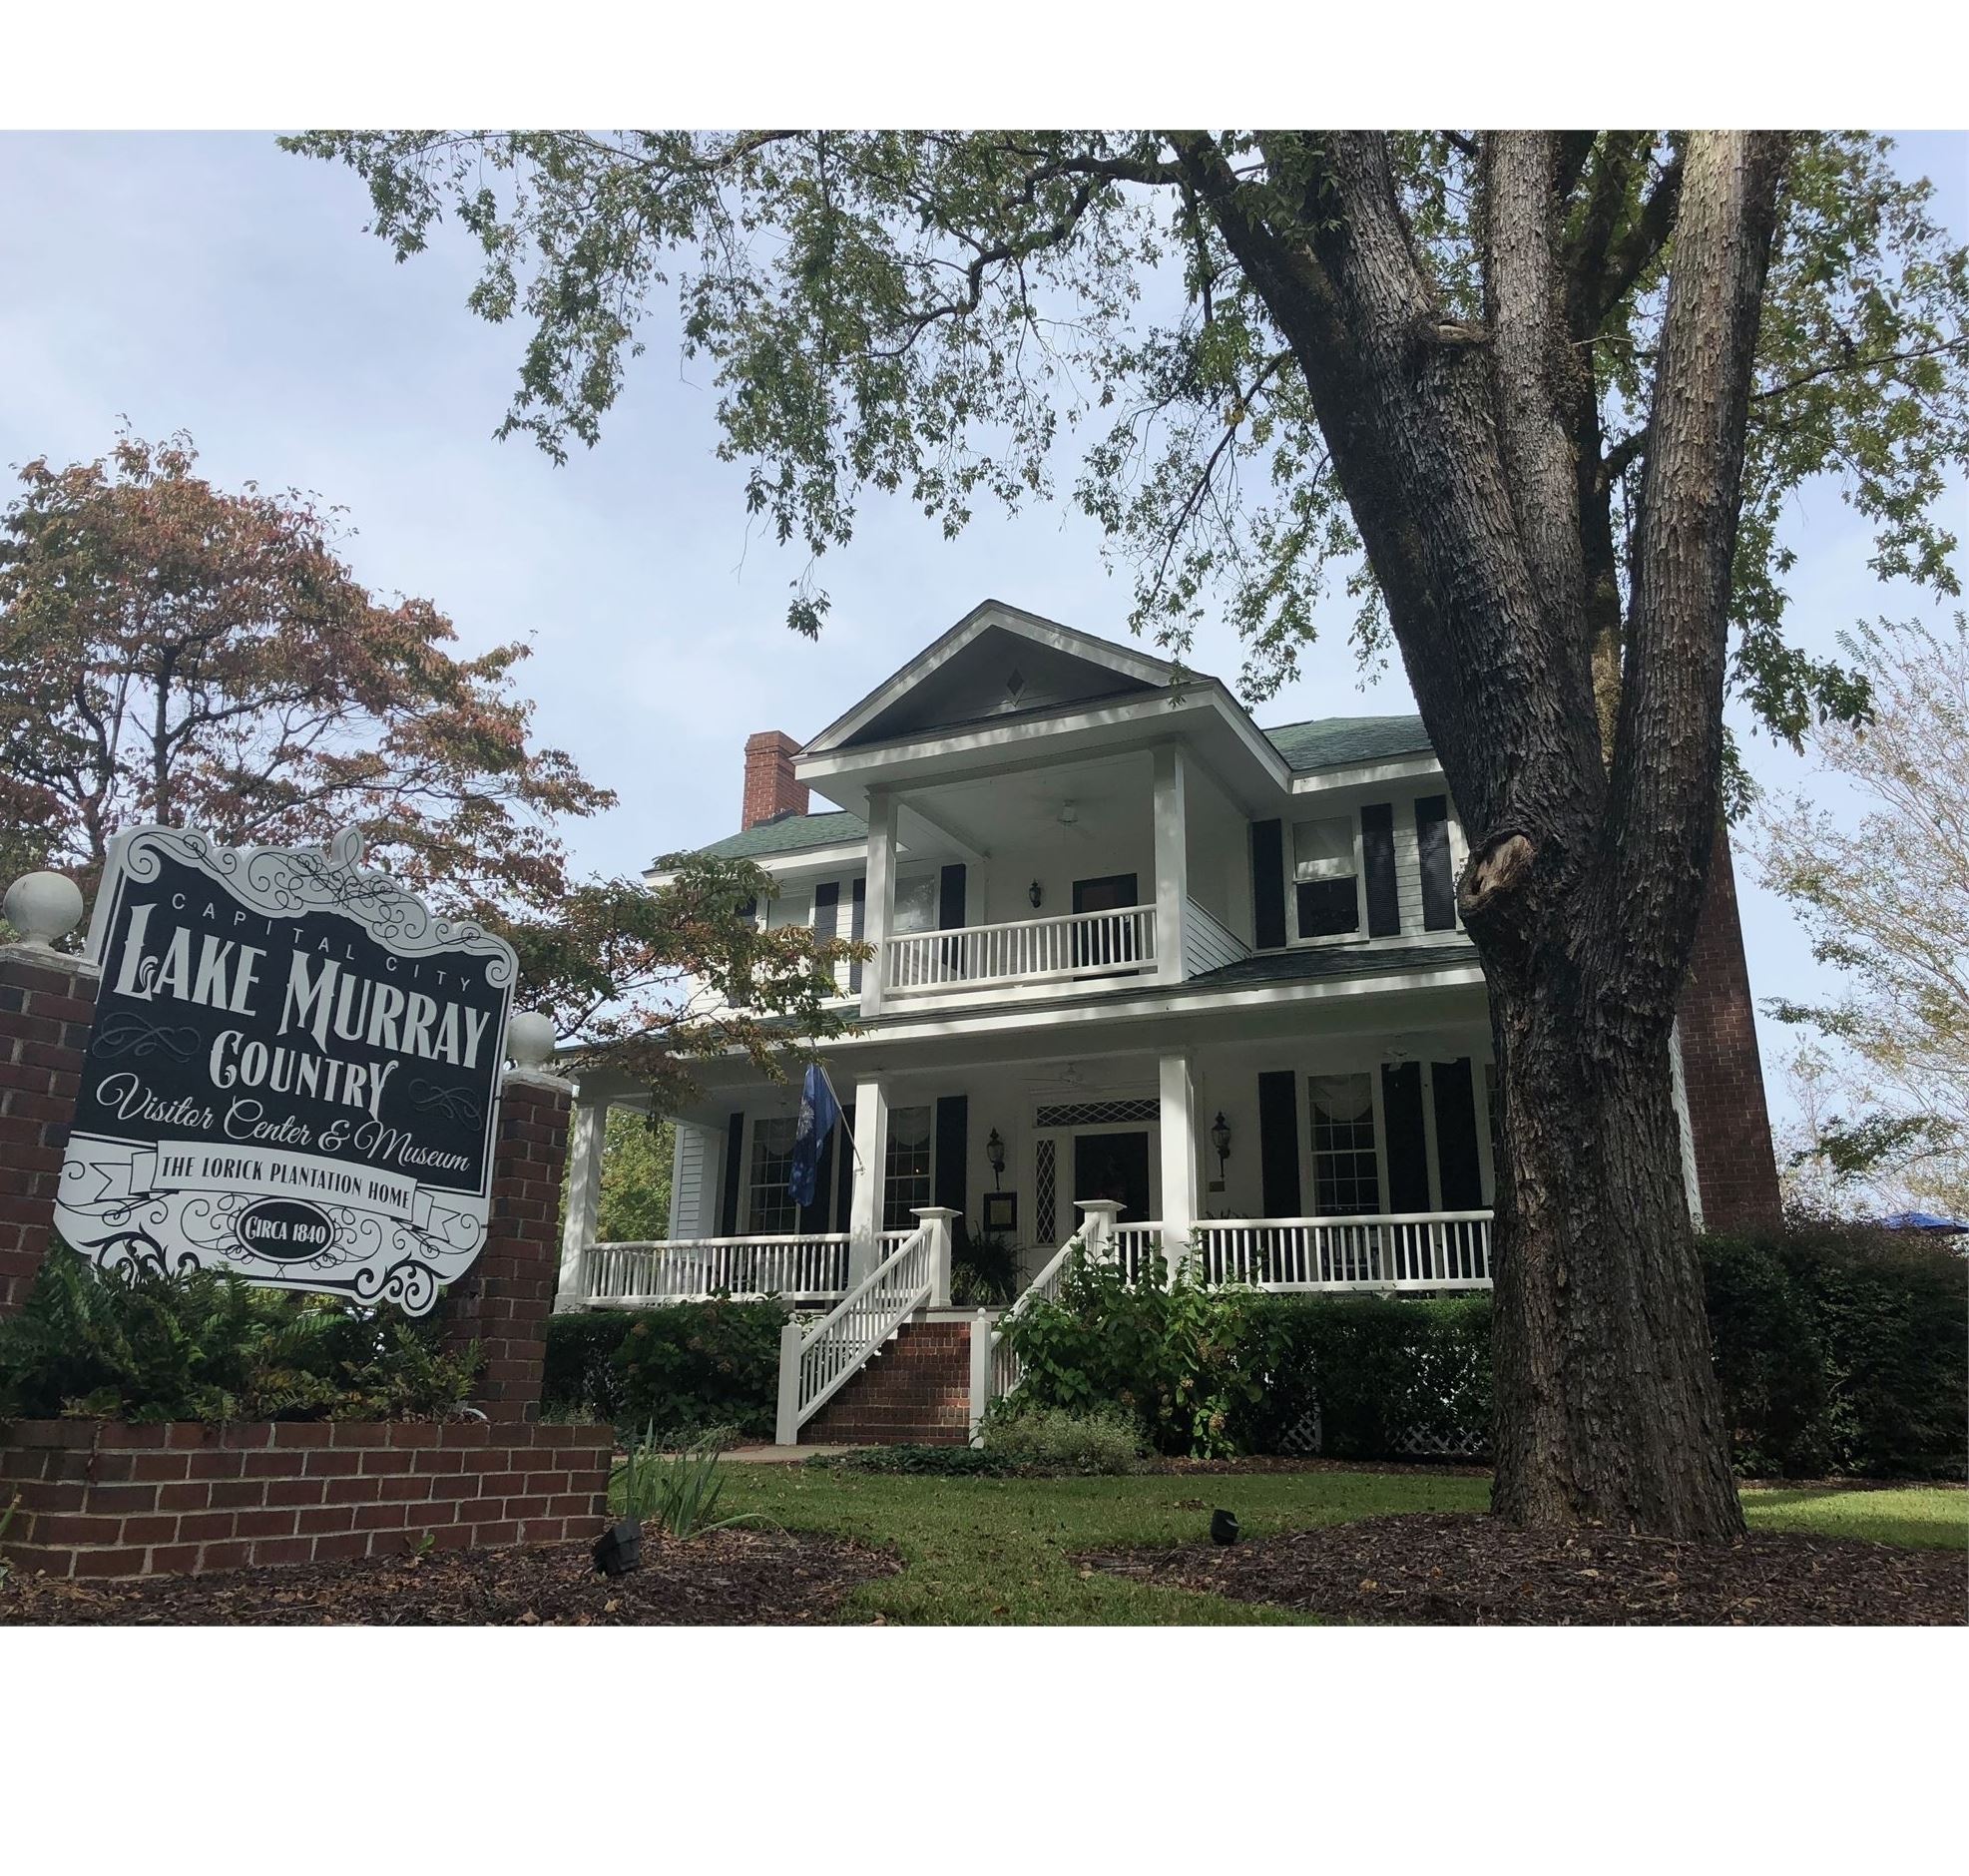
[1182, 130, 1786, 1541]
[1485, 954, 1741, 1536]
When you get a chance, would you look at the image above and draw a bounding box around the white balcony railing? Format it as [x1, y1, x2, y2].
[580, 1231, 907, 1307]
[884, 904, 1155, 997]
[1190, 1213, 1494, 1289]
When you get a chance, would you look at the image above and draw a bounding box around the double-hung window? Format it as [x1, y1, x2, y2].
[1293, 816, 1361, 940]
[745, 1116, 799, 1233]
[883, 1104, 934, 1231]
[1307, 1073, 1380, 1215]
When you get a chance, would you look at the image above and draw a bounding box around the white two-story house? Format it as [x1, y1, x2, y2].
[557, 601, 1780, 1445]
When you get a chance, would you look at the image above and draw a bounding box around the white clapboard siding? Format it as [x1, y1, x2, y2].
[669, 1122, 713, 1240]
[1182, 898, 1250, 977]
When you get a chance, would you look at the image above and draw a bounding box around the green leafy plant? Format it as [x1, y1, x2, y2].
[614, 1426, 767, 1540]
[809, 1445, 1017, 1477]
[952, 1227, 1022, 1306]
[0, 1491, 19, 1588]
[0, 1243, 482, 1423]
[978, 1404, 1149, 1474]
[1000, 1241, 1261, 1457]
[541, 1299, 787, 1438]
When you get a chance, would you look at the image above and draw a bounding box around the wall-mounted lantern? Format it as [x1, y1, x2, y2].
[1210, 1111, 1232, 1178]
[1028, 879, 1044, 910]
[986, 1127, 1007, 1189]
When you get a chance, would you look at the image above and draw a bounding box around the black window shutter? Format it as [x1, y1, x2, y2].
[1361, 803, 1400, 937]
[833, 1103, 856, 1229]
[719, 1111, 745, 1236]
[1432, 1059, 1484, 1208]
[1381, 1062, 1430, 1210]
[938, 863, 967, 928]
[848, 879, 866, 993]
[1257, 1071, 1302, 1217]
[1250, 820, 1286, 950]
[934, 1095, 968, 1223]
[812, 880, 839, 941]
[1416, 795, 1456, 930]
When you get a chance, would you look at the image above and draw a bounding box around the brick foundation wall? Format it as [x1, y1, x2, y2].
[741, 728, 808, 830]
[441, 1072, 569, 1421]
[1678, 829, 1784, 1233]
[804, 1318, 974, 1446]
[0, 1418, 613, 1582]
[0, 947, 97, 1318]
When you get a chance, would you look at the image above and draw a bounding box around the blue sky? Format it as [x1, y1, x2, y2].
[2, 130, 1962, 1132]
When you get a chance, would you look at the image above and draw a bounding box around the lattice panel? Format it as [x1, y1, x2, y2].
[1389, 1424, 1490, 1459]
[1033, 1098, 1159, 1130]
[1034, 1138, 1057, 1244]
[1278, 1405, 1323, 1456]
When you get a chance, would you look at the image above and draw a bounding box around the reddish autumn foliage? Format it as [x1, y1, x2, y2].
[0, 430, 608, 914]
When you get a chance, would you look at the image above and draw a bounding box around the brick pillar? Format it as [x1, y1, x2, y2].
[1676, 828, 1783, 1233]
[443, 1067, 572, 1421]
[0, 944, 99, 1317]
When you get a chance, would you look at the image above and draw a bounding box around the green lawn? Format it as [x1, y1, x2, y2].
[701, 1464, 1965, 1625]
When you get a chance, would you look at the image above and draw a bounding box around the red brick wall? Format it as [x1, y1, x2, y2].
[0, 1418, 612, 1581]
[741, 728, 808, 830]
[1678, 829, 1784, 1232]
[804, 1318, 974, 1446]
[441, 1072, 569, 1421]
[0, 949, 97, 1317]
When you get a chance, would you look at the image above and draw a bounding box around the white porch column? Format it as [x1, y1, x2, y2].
[1158, 1050, 1199, 1279]
[1152, 742, 1190, 984]
[845, 1078, 891, 1285]
[860, 786, 898, 1019]
[556, 1093, 609, 1309]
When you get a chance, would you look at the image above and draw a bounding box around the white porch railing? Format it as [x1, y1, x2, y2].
[1189, 1212, 1494, 1289]
[884, 904, 1155, 997]
[774, 1209, 957, 1444]
[580, 1231, 905, 1306]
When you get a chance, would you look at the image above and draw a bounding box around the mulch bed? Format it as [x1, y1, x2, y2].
[0, 1528, 899, 1627]
[1080, 1511, 1967, 1626]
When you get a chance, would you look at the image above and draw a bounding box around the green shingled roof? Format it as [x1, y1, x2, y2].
[682, 809, 868, 863]
[1259, 713, 1433, 771]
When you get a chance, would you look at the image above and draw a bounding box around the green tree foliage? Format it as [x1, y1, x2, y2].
[1753, 614, 1968, 1213]
[597, 1110, 676, 1242]
[286, 131, 1964, 743]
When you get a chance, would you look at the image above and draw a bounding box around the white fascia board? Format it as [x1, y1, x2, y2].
[1288, 753, 1444, 795]
[803, 600, 1178, 755]
[798, 686, 1292, 802]
[643, 840, 880, 890]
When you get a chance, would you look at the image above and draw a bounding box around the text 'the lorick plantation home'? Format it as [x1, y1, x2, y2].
[559, 601, 1782, 1446]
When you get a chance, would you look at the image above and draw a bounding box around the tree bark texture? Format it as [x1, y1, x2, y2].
[1180, 130, 1788, 1540]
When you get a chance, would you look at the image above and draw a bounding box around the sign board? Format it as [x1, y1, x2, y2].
[56, 826, 517, 1315]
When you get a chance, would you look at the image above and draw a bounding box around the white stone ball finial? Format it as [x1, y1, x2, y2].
[4, 871, 85, 948]
[506, 1010, 558, 1074]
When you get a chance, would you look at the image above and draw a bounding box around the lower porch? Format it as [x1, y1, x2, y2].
[558, 1015, 1504, 1310]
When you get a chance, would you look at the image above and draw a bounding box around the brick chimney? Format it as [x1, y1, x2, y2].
[741, 729, 808, 829]
[1676, 827, 1783, 1233]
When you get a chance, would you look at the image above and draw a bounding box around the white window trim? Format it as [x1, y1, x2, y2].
[1284, 810, 1372, 951]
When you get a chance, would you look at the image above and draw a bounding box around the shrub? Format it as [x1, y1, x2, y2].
[541, 1299, 787, 1440]
[979, 1403, 1149, 1473]
[1238, 1292, 1493, 1461]
[1704, 1219, 1966, 1479]
[0, 1244, 481, 1423]
[999, 1242, 1260, 1456]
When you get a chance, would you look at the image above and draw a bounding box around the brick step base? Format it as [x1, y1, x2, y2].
[801, 1318, 977, 1446]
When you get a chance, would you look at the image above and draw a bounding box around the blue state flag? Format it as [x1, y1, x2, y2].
[787, 1064, 841, 1207]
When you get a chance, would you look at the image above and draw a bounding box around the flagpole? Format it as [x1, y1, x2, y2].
[816, 1063, 862, 1171]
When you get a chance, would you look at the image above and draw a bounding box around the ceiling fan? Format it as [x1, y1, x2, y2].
[1055, 799, 1094, 840]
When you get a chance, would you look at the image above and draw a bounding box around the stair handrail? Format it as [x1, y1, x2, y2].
[773, 1216, 942, 1444]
